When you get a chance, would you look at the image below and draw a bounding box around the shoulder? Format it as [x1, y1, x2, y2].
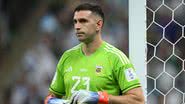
[103, 42, 130, 65]
[103, 42, 122, 54]
[62, 44, 82, 56]
[58, 44, 81, 62]
[65, 44, 81, 53]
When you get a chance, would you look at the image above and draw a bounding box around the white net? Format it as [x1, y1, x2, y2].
[147, 0, 185, 104]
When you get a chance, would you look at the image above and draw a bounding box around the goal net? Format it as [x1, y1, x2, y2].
[129, 0, 185, 104]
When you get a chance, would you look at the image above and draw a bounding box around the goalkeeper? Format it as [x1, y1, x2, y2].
[45, 3, 145, 104]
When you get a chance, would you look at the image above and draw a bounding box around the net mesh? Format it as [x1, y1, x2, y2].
[147, 0, 185, 104]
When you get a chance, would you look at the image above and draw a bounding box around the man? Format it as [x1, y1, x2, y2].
[45, 3, 145, 104]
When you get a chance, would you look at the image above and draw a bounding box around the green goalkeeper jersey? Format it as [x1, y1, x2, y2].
[49, 41, 141, 99]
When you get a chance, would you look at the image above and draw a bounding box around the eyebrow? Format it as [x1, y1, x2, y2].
[73, 18, 88, 23]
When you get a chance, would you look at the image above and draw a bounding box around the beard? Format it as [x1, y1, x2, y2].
[76, 33, 94, 44]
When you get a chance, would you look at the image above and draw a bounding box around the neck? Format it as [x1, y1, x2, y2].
[82, 35, 103, 56]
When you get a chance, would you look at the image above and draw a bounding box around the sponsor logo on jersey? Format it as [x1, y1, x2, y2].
[66, 66, 72, 72]
[96, 65, 103, 73]
[125, 68, 137, 82]
[80, 68, 87, 72]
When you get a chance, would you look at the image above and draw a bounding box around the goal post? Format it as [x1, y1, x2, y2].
[129, 0, 147, 98]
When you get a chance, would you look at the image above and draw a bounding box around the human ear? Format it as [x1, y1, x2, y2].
[96, 20, 103, 31]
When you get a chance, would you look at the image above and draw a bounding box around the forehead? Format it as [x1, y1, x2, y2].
[74, 10, 93, 19]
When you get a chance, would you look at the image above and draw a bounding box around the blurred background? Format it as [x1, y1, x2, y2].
[0, 0, 128, 104]
[1, 0, 184, 104]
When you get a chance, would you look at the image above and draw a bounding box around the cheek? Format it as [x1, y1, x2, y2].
[87, 24, 97, 32]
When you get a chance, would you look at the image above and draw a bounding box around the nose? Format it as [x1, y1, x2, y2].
[74, 22, 81, 30]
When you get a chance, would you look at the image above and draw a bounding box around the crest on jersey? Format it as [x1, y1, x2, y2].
[96, 65, 103, 73]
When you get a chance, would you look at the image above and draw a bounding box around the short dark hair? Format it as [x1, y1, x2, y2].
[74, 3, 104, 22]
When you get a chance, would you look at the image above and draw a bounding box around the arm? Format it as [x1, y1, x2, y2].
[47, 91, 63, 98]
[45, 52, 68, 104]
[108, 87, 145, 104]
[110, 53, 144, 104]
[69, 87, 144, 104]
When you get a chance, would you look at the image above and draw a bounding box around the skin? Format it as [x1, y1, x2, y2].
[73, 10, 103, 56]
[45, 10, 145, 104]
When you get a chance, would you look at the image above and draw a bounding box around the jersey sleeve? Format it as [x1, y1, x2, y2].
[112, 52, 141, 94]
[49, 52, 68, 96]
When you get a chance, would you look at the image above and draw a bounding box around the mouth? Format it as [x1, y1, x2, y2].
[76, 32, 84, 34]
[76, 32, 85, 36]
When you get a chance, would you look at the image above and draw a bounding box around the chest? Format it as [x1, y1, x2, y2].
[63, 55, 115, 92]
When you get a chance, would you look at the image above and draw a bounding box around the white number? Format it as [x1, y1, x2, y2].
[71, 76, 81, 93]
[71, 76, 90, 93]
[82, 77, 90, 91]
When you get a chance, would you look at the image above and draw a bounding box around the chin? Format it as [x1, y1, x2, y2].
[77, 36, 84, 40]
[78, 39, 89, 43]
[78, 38, 85, 42]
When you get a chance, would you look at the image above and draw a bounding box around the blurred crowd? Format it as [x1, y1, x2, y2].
[1, 0, 185, 104]
[0, 0, 128, 104]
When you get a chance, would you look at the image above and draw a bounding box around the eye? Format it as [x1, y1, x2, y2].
[79, 19, 88, 23]
[73, 19, 77, 24]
